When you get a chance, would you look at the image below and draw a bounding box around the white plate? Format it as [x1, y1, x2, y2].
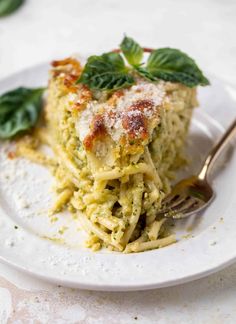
[0, 63, 236, 291]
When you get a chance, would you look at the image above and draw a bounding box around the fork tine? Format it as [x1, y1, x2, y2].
[157, 197, 202, 218]
[170, 198, 202, 218]
[163, 194, 187, 209]
[163, 192, 181, 204]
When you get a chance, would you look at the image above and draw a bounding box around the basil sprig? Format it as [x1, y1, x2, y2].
[0, 0, 24, 17]
[0, 87, 45, 139]
[78, 36, 209, 91]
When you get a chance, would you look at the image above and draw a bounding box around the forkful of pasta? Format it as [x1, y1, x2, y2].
[157, 119, 236, 219]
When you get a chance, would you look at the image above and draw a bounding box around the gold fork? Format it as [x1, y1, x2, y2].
[157, 119, 236, 219]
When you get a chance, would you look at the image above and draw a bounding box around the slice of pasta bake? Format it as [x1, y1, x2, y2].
[42, 56, 198, 253]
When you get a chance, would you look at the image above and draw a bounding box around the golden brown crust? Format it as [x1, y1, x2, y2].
[107, 89, 125, 106]
[122, 99, 154, 141]
[51, 58, 92, 109]
[71, 85, 92, 111]
[83, 115, 107, 151]
[51, 57, 82, 94]
[51, 57, 82, 70]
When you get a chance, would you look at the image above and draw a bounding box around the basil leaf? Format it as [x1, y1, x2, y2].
[120, 36, 143, 66]
[77, 52, 135, 91]
[0, 87, 45, 139]
[147, 48, 209, 87]
[0, 0, 24, 17]
[134, 66, 157, 82]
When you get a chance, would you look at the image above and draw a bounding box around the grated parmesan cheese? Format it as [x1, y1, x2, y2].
[76, 80, 166, 144]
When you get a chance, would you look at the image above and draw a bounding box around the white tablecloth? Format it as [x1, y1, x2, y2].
[0, 0, 236, 322]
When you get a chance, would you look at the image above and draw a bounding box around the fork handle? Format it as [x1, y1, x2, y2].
[198, 119, 236, 180]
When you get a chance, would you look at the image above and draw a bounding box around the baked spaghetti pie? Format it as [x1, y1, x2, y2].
[6, 36, 209, 252]
[43, 62, 197, 252]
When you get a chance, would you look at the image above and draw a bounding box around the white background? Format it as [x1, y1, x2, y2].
[0, 0, 236, 323]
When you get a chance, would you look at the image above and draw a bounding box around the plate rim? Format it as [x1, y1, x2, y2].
[0, 252, 236, 291]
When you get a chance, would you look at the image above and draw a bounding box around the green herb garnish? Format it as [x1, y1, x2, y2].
[0, 87, 45, 139]
[78, 35, 209, 91]
[77, 52, 135, 91]
[145, 48, 210, 87]
[120, 35, 143, 66]
[0, 0, 24, 17]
